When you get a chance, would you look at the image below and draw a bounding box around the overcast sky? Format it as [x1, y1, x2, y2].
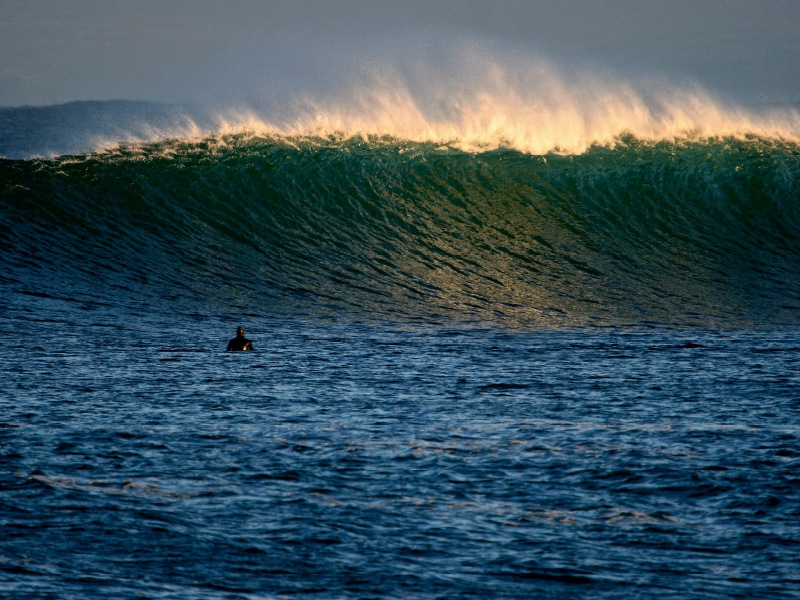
[1, 0, 799, 107]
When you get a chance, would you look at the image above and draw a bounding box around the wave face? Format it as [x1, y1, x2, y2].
[2, 133, 800, 327]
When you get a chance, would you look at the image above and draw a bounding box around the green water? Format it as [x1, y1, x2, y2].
[2, 134, 799, 327]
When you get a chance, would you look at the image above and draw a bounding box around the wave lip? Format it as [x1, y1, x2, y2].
[3, 48, 800, 159]
[253, 73, 800, 155]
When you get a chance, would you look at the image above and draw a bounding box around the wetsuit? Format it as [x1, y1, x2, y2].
[227, 335, 254, 351]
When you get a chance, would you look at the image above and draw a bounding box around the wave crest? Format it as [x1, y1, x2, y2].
[221, 55, 800, 154]
[3, 47, 800, 159]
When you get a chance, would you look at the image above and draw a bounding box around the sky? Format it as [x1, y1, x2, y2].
[1, 0, 799, 107]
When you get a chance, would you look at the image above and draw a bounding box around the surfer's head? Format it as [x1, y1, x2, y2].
[236, 326, 244, 337]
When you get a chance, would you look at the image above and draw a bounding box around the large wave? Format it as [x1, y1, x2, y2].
[2, 132, 799, 327]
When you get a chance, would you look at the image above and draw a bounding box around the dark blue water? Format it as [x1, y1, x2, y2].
[2, 292, 799, 598]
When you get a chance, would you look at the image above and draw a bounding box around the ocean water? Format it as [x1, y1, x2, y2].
[1, 99, 800, 599]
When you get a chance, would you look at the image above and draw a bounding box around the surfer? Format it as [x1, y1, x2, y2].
[227, 327, 254, 351]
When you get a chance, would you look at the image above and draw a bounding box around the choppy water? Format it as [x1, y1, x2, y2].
[2, 300, 800, 598]
[1, 102, 800, 598]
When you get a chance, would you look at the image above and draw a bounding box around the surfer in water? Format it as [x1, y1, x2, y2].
[227, 327, 254, 351]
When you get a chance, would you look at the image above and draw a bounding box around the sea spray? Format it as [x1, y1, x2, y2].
[2, 47, 799, 159]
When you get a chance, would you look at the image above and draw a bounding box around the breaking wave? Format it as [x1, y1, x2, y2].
[2, 130, 799, 328]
